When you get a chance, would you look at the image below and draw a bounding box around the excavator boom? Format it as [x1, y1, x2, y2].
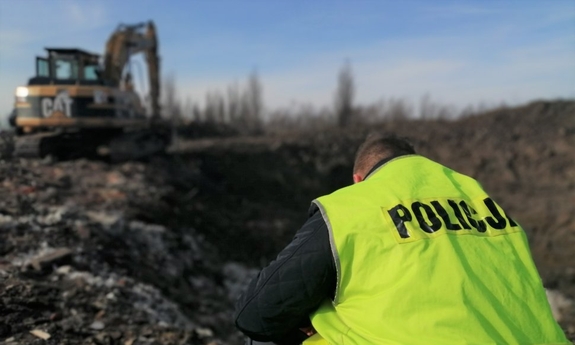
[104, 21, 160, 117]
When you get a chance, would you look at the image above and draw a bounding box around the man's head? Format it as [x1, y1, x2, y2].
[353, 134, 415, 183]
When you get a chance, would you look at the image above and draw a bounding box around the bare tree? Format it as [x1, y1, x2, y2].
[217, 92, 226, 123]
[419, 93, 454, 119]
[388, 97, 412, 121]
[161, 75, 183, 149]
[205, 90, 226, 123]
[190, 72, 264, 133]
[335, 61, 355, 127]
[162, 74, 182, 121]
[183, 96, 194, 120]
[241, 71, 263, 133]
[193, 104, 202, 122]
[204, 91, 217, 123]
[419, 93, 436, 119]
[227, 82, 242, 124]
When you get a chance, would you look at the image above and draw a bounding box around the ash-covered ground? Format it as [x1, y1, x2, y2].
[0, 157, 256, 344]
[1, 100, 575, 344]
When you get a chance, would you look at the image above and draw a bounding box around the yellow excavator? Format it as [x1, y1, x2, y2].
[9, 21, 170, 161]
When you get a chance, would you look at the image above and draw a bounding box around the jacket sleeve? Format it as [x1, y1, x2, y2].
[234, 205, 336, 343]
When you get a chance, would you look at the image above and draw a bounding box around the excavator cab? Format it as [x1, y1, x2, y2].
[29, 48, 106, 86]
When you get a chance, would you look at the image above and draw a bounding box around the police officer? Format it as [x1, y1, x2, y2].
[235, 134, 569, 345]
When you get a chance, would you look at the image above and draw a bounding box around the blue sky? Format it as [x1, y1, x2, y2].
[0, 0, 574, 122]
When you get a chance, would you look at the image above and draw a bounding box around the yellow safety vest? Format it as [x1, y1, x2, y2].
[306, 155, 568, 345]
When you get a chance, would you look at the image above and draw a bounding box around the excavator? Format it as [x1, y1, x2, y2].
[9, 21, 170, 161]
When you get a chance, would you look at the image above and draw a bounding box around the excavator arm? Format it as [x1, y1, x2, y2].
[103, 21, 161, 118]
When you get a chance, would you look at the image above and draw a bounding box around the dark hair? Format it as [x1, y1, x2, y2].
[353, 134, 415, 175]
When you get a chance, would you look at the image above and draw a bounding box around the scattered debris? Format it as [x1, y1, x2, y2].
[89, 321, 105, 330]
[29, 247, 72, 271]
[29, 329, 51, 340]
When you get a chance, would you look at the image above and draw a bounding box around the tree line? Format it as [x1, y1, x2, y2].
[161, 62, 499, 135]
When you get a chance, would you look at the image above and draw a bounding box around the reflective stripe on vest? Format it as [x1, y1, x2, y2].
[310, 155, 568, 345]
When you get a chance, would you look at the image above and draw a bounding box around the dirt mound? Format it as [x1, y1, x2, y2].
[0, 159, 251, 344]
[1, 99, 574, 343]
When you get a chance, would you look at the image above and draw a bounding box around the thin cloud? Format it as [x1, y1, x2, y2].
[62, 0, 108, 29]
[421, 4, 501, 16]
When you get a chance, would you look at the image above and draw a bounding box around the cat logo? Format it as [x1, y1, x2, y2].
[41, 90, 73, 117]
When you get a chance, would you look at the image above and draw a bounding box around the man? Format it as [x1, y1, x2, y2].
[235, 134, 569, 345]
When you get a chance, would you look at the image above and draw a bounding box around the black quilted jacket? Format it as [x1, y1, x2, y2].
[234, 204, 336, 344]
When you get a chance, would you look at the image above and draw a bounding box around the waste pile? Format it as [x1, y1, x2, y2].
[0, 158, 255, 344]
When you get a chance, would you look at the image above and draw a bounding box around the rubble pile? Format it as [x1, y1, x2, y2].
[0, 158, 252, 344]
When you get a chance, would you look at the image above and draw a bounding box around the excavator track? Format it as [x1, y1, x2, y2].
[14, 132, 57, 158]
[14, 129, 170, 161]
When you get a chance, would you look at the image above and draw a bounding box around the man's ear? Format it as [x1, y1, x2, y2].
[353, 173, 364, 184]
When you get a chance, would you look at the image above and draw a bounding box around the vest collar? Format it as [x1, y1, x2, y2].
[364, 154, 417, 180]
